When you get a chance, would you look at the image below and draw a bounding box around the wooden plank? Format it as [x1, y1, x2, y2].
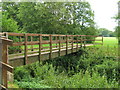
[58, 36, 61, 56]
[66, 35, 68, 55]
[8, 33, 24, 36]
[102, 36, 103, 45]
[27, 33, 39, 36]
[40, 34, 50, 36]
[24, 34, 28, 65]
[2, 44, 8, 88]
[0, 32, 3, 35]
[39, 35, 42, 62]
[56, 36, 58, 48]
[31, 36, 34, 51]
[71, 35, 74, 53]
[76, 35, 78, 51]
[7, 32, 103, 38]
[0, 84, 6, 89]
[0, 61, 13, 73]
[83, 36, 86, 48]
[80, 36, 82, 47]
[0, 38, 13, 45]
[49, 35, 52, 59]
[19, 36, 23, 53]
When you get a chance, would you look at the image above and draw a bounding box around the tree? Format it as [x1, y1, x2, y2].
[2, 1, 97, 36]
[2, 13, 19, 32]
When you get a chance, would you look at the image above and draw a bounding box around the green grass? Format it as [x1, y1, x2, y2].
[95, 37, 118, 46]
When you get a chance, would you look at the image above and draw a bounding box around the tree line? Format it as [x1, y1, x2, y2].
[2, 1, 97, 36]
[1, 1, 118, 37]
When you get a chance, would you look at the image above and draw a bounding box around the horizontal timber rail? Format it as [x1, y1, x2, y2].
[0, 32, 103, 67]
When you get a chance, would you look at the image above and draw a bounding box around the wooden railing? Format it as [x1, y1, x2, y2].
[0, 32, 103, 88]
[1, 32, 103, 65]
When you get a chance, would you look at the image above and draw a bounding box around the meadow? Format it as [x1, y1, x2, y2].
[9, 37, 119, 88]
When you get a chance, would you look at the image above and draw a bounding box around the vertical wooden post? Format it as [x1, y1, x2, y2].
[39, 35, 42, 63]
[83, 36, 86, 48]
[0, 40, 2, 88]
[72, 35, 74, 53]
[76, 35, 78, 51]
[2, 32, 8, 88]
[31, 36, 33, 51]
[49, 35, 52, 59]
[0, 38, 13, 89]
[80, 36, 82, 47]
[2, 44, 8, 88]
[24, 34, 28, 65]
[19, 36, 22, 53]
[58, 36, 61, 56]
[102, 36, 103, 45]
[62, 37, 64, 47]
[56, 36, 57, 48]
[66, 35, 68, 55]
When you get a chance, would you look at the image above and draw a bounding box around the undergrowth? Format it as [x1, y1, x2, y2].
[13, 46, 119, 88]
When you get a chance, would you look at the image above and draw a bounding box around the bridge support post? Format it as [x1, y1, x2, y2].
[58, 36, 61, 56]
[39, 35, 42, 63]
[0, 38, 13, 89]
[31, 36, 34, 51]
[83, 36, 86, 48]
[76, 35, 78, 51]
[24, 33, 28, 65]
[102, 36, 104, 45]
[66, 35, 68, 55]
[49, 35, 52, 59]
[80, 36, 82, 48]
[72, 35, 74, 53]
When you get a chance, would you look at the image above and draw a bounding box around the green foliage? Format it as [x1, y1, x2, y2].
[2, 2, 97, 36]
[2, 11, 23, 54]
[98, 28, 115, 37]
[14, 66, 31, 81]
[2, 13, 19, 32]
[14, 45, 119, 88]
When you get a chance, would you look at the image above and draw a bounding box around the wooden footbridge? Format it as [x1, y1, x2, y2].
[0, 32, 103, 89]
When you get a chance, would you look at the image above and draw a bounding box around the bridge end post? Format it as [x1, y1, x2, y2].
[0, 38, 13, 89]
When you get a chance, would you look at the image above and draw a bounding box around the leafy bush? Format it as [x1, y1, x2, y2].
[13, 46, 119, 88]
[14, 66, 31, 81]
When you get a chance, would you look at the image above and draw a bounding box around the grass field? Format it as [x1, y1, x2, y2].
[95, 37, 118, 46]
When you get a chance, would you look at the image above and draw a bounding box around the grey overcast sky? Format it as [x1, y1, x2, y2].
[85, 0, 118, 31]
